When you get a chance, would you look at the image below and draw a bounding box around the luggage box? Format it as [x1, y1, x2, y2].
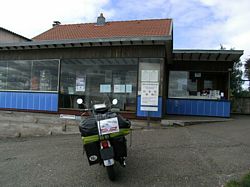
[84, 142, 101, 165]
[111, 136, 127, 159]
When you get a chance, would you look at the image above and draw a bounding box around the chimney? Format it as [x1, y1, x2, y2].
[96, 13, 105, 26]
[53, 21, 61, 27]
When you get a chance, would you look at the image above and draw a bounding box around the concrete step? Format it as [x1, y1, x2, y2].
[161, 118, 232, 127]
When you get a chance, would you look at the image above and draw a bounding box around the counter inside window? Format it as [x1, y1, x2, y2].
[168, 71, 228, 100]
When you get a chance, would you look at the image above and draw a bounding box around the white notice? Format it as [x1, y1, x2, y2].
[76, 77, 86, 92]
[141, 82, 159, 106]
[141, 70, 150, 82]
[141, 70, 159, 82]
[150, 70, 159, 82]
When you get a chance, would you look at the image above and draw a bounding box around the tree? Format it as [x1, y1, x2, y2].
[244, 58, 250, 91]
[230, 59, 243, 96]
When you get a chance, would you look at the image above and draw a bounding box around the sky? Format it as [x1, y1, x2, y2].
[1, 0, 250, 62]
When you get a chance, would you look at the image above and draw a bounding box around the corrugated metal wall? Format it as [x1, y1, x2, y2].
[0, 92, 58, 112]
[166, 99, 230, 117]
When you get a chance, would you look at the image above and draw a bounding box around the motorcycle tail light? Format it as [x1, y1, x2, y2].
[101, 140, 109, 148]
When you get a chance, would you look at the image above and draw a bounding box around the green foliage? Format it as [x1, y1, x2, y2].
[225, 180, 241, 187]
[245, 58, 250, 91]
[225, 172, 250, 187]
[242, 173, 250, 187]
[231, 59, 243, 96]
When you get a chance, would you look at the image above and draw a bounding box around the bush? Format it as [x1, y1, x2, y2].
[225, 172, 250, 187]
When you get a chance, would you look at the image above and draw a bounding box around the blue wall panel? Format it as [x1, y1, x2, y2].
[5, 92, 12, 108]
[39, 94, 46, 111]
[51, 94, 58, 111]
[22, 93, 29, 109]
[0, 92, 58, 112]
[137, 96, 162, 118]
[0, 92, 6, 108]
[27, 93, 34, 110]
[166, 99, 230, 117]
[16, 93, 22, 109]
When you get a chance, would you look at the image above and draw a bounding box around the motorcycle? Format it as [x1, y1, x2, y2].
[77, 95, 131, 181]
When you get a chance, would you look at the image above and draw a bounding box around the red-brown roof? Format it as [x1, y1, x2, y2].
[33, 19, 172, 41]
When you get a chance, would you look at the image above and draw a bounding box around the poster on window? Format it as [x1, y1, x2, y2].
[100, 84, 111, 93]
[141, 82, 159, 106]
[114, 84, 126, 93]
[76, 77, 86, 92]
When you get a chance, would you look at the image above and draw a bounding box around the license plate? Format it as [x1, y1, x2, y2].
[98, 117, 119, 135]
[100, 147, 114, 160]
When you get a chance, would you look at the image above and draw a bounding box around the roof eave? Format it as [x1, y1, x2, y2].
[173, 49, 244, 62]
[0, 36, 171, 51]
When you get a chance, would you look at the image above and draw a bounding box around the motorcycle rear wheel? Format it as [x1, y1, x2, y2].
[106, 165, 115, 181]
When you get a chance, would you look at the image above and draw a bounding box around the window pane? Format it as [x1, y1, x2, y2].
[168, 71, 189, 97]
[0, 61, 7, 90]
[59, 58, 138, 111]
[31, 60, 59, 91]
[7, 61, 32, 90]
[168, 71, 228, 99]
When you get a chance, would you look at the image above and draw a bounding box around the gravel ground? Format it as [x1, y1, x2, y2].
[0, 115, 250, 187]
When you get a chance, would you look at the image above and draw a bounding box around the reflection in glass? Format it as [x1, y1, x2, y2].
[0, 60, 59, 92]
[60, 58, 138, 111]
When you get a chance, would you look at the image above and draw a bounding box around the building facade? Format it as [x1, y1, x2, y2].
[0, 15, 243, 118]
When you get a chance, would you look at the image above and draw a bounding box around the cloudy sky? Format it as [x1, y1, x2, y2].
[1, 0, 250, 60]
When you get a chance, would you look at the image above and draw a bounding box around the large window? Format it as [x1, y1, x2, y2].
[168, 71, 228, 100]
[60, 58, 138, 111]
[0, 60, 59, 92]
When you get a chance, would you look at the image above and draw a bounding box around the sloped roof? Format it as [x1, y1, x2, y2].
[33, 19, 172, 41]
[0, 27, 31, 42]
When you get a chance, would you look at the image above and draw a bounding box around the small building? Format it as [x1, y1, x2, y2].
[0, 14, 243, 118]
[0, 27, 31, 43]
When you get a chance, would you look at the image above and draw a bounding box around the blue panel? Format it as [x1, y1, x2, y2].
[216, 102, 223, 117]
[197, 100, 205, 115]
[11, 92, 17, 109]
[45, 94, 51, 111]
[191, 101, 198, 115]
[224, 102, 230, 117]
[0, 92, 6, 108]
[167, 99, 174, 114]
[16, 93, 22, 109]
[5, 92, 12, 108]
[0, 91, 58, 112]
[173, 100, 179, 114]
[137, 96, 162, 118]
[210, 101, 217, 116]
[166, 99, 231, 117]
[166, 99, 171, 113]
[22, 93, 29, 109]
[185, 100, 192, 115]
[33, 94, 40, 110]
[50, 94, 58, 111]
[39, 94, 46, 110]
[204, 101, 211, 116]
[178, 100, 184, 114]
[27, 93, 34, 110]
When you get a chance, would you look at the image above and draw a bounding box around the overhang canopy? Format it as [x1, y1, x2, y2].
[173, 49, 244, 62]
[0, 36, 171, 51]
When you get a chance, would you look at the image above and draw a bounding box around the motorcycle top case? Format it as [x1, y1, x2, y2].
[79, 112, 131, 137]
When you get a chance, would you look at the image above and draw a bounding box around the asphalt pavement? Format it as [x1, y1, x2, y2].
[0, 115, 250, 187]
